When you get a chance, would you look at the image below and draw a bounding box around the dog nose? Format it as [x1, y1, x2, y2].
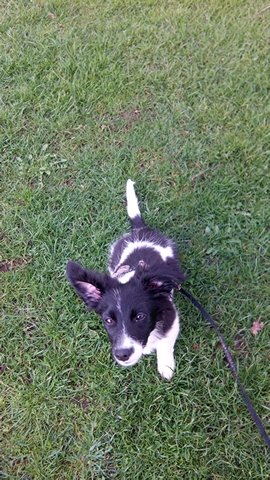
[114, 347, 134, 362]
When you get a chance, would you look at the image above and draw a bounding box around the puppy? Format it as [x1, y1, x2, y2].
[66, 180, 186, 380]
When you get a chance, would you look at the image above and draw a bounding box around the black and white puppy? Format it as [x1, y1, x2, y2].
[66, 180, 186, 380]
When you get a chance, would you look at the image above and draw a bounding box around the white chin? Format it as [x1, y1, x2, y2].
[114, 356, 141, 367]
[113, 338, 144, 367]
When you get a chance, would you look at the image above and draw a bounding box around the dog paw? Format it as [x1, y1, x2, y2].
[158, 358, 175, 381]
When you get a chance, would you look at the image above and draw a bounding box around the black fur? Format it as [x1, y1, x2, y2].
[67, 256, 184, 344]
[129, 214, 145, 229]
[66, 184, 186, 370]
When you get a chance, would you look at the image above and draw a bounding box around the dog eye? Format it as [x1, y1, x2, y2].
[135, 312, 146, 322]
[105, 317, 115, 326]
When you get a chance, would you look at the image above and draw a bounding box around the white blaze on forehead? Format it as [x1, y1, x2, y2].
[126, 179, 140, 219]
[121, 333, 134, 349]
[113, 288, 121, 312]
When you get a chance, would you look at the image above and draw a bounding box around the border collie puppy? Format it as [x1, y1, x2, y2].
[66, 180, 186, 380]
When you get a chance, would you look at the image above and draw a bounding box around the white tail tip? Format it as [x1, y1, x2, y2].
[126, 179, 140, 219]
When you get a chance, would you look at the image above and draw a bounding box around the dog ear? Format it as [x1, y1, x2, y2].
[139, 261, 186, 295]
[141, 274, 178, 294]
[66, 261, 107, 310]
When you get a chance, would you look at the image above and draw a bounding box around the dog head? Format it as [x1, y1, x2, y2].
[66, 260, 184, 367]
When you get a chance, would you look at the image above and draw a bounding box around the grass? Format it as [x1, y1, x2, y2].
[0, 0, 269, 478]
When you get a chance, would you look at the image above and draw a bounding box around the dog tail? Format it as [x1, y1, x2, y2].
[126, 179, 145, 229]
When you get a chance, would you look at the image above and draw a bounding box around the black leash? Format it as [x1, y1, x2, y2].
[179, 286, 270, 449]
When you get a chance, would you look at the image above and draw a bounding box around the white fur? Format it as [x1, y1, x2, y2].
[143, 310, 179, 380]
[108, 240, 174, 277]
[143, 326, 162, 355]
[113, 288, 121, 312]
[126, 179, 140, 219]
[116, 311, 180, 378]
[156, 312, 179, 380]
[108, 262, 116, 275]
[118, 240, 173, 266]
[115, 334, 143, 367]
[117, 270, 135, 284]
[107, 181, 179, 378]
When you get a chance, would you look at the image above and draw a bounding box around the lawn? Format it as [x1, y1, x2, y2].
[1, 0, 269, 478]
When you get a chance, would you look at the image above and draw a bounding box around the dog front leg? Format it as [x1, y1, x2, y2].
[156, 313, 180, 380]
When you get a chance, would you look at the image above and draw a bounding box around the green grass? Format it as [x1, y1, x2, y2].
[1, 0, 269, 478]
